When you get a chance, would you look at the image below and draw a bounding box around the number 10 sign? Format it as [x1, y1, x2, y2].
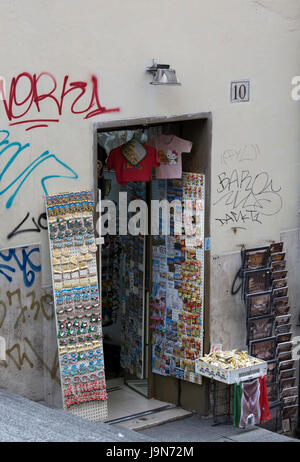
[231, 80, 250, 103]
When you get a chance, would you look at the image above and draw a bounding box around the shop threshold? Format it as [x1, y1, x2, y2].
[106, 405, 192, 431]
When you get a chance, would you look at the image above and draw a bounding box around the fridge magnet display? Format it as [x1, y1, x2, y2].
[241, 247, 270, 270]
[249, 337, 276, 361]
[246, 291, 272, 318]
[46, 190, 108, 422]
[243, 269, 271, 297]
[151, 173, 205, 384]
[270, 242, 284, 254]
[247, 315, 274, 342]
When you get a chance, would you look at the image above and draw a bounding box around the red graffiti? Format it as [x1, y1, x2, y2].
[0, 72, 120, 130]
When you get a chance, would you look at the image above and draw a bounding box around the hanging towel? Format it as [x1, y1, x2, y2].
[239, 378, 261, 428]
[233, 382, 243, 428]
[233, 376, 271, 428]
[259, 376, 271, 422]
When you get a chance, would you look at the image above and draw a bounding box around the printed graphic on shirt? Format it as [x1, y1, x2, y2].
[123, 161, 143, 170]
[107, 143, 160, 185]
[158, 149, 179, 165]
[122, 139, 147, 166]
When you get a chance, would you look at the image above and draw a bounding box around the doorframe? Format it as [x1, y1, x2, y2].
[92, 112, 212, 404]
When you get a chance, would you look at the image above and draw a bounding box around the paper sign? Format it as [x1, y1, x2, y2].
[210, 344, 223, 353]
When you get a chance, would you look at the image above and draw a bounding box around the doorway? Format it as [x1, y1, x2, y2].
[93, 113, 212, 422]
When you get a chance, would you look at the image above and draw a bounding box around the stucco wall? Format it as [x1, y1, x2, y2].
[0, 0, 299, 401]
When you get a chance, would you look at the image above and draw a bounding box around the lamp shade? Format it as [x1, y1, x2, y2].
[150, 68, 181, 85]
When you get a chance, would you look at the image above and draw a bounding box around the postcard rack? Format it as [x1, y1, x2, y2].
[241, 243, 297, 432]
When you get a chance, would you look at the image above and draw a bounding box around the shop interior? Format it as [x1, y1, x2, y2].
[94, 115, 212, 423]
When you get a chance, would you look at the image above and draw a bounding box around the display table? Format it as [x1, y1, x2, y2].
[195, 356, 267, 384]
[195, 353, 268, 425]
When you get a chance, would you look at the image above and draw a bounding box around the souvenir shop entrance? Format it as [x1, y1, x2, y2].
[93, 113, 212, 421]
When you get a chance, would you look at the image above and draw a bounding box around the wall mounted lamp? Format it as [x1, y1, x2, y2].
[146, 59, 181, 86]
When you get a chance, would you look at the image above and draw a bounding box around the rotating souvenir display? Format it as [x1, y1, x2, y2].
[46, 190, 108, 422]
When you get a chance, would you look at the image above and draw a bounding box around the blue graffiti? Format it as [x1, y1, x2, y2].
[0, 129, 78, 209]
[0, 246, 41, 287]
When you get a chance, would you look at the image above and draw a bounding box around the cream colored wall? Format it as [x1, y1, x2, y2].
[1, 0, 299, 271]
[0, 0, 299, 364]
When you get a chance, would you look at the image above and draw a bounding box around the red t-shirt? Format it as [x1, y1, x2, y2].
[106, 144, 160, 185]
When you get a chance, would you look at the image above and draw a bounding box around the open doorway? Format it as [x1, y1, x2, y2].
[93, 113, 212, 423]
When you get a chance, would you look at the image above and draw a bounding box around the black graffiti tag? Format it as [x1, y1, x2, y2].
[214, 169, 282, 227]
[7, 212, 47, 240]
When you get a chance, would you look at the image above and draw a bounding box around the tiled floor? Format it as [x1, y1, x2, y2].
[105, 377, 170, 422]
[126, 379, 148, 397]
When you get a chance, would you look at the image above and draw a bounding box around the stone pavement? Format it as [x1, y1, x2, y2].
[139, 414, 299, 442]
[0, 389, 298, 442]
[0, 389, 154, 442]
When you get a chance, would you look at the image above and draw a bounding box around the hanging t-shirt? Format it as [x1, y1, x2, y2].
[147, 134, 193, 179]
[106, 142, 160, 186]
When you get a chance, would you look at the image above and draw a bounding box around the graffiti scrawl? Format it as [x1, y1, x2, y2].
[0, 246, 41, 288]
[0, 129, 78, 209]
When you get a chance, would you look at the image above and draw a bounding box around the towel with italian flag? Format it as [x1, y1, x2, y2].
[234, 376, 270, 428]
